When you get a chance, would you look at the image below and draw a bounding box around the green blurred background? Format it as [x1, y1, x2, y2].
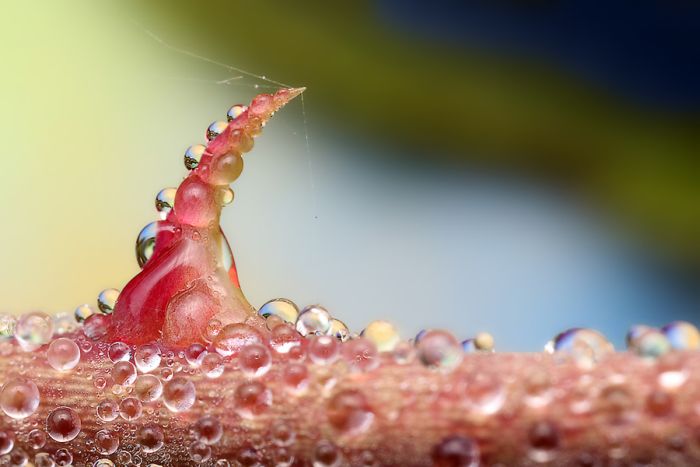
[0, 1, 697, 349]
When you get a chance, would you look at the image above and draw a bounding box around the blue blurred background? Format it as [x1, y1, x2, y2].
[0, 0, 698, 350]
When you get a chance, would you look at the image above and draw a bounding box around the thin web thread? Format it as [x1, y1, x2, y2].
[133, 21, 318, 223]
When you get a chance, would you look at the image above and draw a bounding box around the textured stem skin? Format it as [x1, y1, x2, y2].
[1, 341, 699, 466]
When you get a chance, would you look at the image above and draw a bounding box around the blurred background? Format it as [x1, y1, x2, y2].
[0, 0, 698, 350]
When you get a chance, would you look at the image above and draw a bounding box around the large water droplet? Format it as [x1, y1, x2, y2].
[226, 104, 247, 122]
[662, 321, 700, 350]
[28, 429, 47, 450]
[53, 313, 78, 335]
[47, 338, 80, 371]
[134, 343, 162, 373]
[258, 298, 299, 324]
[163, 377, 196, 412]
[34, 452, 54, 467]
[206, 120, 228, 141]
[546, 328, 613, 368]
[46, 406, 81, 442]
[184, 144, 206, 170]
[97, 288, 120, 314]
[313, 441, 341, 467]
[136, 221, 158, 268]
[155, 187, 177, 220]
[15, 311, 54, 351]
[416, 330, 463, 371]
[627, 327, 671, 359]
[0, 379, 40, 419]
[283, 363, 309, 394]
[296, 305, 331, 336]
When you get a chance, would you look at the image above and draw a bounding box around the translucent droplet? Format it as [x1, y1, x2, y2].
[342, 337, 379, 372]
[184, 144, 206, 170]
[308, 335, 340, 365]
[94, 459, 115, 467]
[201, 352, 224, 378]
[226, 104, 247, 122]
[206, 120, 228, 141]
[625, 324, 653, 349]
[136, 222, 158, 268]
[112, 361, 136, 387]
[154, 187, 177, 220]
[133, 374, 163, 403]
[47, 338, 80, 371]
[431, 435, 479, 467]
[271, 422, 295, 447]
[54, 448, 72, 466]
[547, 328, 614, 368]
[108, 341, 131, 362]
[15, 311, 54, 351]
[628, 328, 671, 360]
[53, 313, 78, 335]
[97, 288, 120, 314]
[313, 441, 341, 467]
[119, 397, 143, 421]
[134, 343, 162, 373]
[234, 381, 272, 419]
[239, 343, 272, 377]
[28, 429, 47, 449]
[270, 323, 303, 354]
[185, 343, 207, 367]
[327, 389, 374, 435]
[189, 440, 212, 463]
[416, 330, 463, 371]
[221, 187, 234, 205]
[0, 379, 40, 419]
[213, 323, 263, 357]
[96, 399, 119, 422]
[362, 320, 400, 352]
[34, 453, 54, 467]
[0, 314, 16, 338]
[163, 377, 196, 412]
[296, 305, 331, 336]
[259, 298, 299, 325]
[193, 416, 222, 445]
[465, 372, 506, 415]
[328, 318, 350, 342]
[137, 424, 164, 453]
[528, 421, 560, 463]
[73, 304, 95, 323]
[95, 430, 119, 455]
[0, 430, 14, 455]
[662, 321, 700, 350]
[203, 318, 223, 343]
[46, 406, 81, 442]
[83, 313, 109, 340]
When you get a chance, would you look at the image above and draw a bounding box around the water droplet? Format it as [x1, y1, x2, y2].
[213, 323, 263, 357]
[134, 343, 162, 373]
[271, 422, 295, 447]
[53, 448, 72, 466]
[133, 374, 163, 402]
[193, 416, 222, 445]
[662, 320, 700, 350]
[308, 335, 340, 365]
[239, 343, 272, 377]
[52, 313, 78, 335]
[269, 323, 303, 355]
[226, 104, 247, 122]
[328, 318, 350, 342]
[206, 120, 228, 141]
[33, 453, 54, 467]
[431, 435, 479, 467]
[258, 298, 299, 324]
[283, 363, 309, 393]
[163, 377, 196, 412]
[0, 314, 16, 338]
[465, 373, 506, 415]
[46, 406, 81, 442]
[119, 397, 143, 421]
[184, 343, 207, 367]
[137, 424, 164, 453]
[28, 429, 47, 449]
[201, 352, 224, 378]
[327, 389, 374, 435]
[362, 320, 400, 352]
[155, 187, 177, 219]
[313, 441, 341, 467]
[234, 381, 272, 419]
[112, 361, 137, 386]
[628, 327, 671, 359]
[598, 383, 635, 425]
[474, 332, 495, 352]
[342, 337, 379, 372]
[96, 399, 119, 422]
[528, 421, 560, 463]
[203, 318, 223, 343]
[296, 305, 331, 336]
[136, 222, 158, 268]
[108, 342, 131, 362]
[189, 440, 212, 463]
[73, 304, 95, 323]
[95, 430, 119, 455]
[646, 390, 674, 417]
[184, 144, 206, 170]
[416, 329, 463, 371]
[547, 328, 614, 368]
[83, 313, 109, 340]
[0, 430, 15, 455]
[93, 459, 115, 467]
[392, 341, 415, 364]
[9, 448, 28, 466]
[221, 187, 234, 205]
[15, 311, 54, 351]
[96, 288, 120, 315]
[0, 379, 40, 419]
[47, 338, 80, 371]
